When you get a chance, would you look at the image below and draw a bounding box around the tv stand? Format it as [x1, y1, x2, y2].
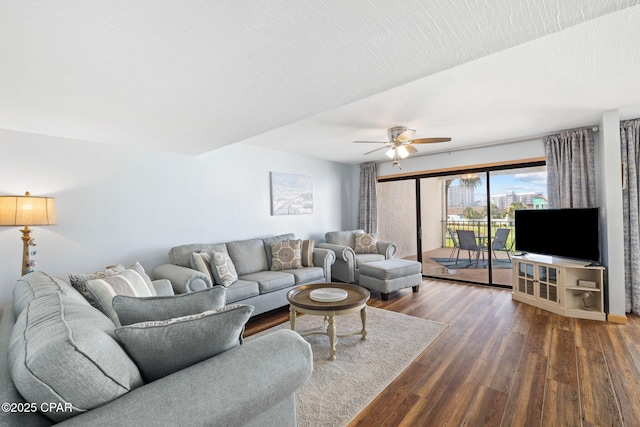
[512, 254, 606, 321]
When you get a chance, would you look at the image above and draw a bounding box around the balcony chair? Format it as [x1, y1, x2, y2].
[316, 230, 397, 283]
[491, 228, 513, 261]
[448, 228, 460, 261]
[456, 230, 488, 268]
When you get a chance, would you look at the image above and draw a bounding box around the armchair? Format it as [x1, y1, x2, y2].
[316, 230, 396, 283]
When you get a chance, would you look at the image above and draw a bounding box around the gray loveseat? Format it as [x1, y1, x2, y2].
[152, 233, 335, 316]
[316, 230, 397, 283]
[0, 272, 312, 426]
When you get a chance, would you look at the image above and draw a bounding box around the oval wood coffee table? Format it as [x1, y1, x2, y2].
[287, 283, 370, 361]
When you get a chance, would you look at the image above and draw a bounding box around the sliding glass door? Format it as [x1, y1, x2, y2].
[487, 165, 547, 286]
[377, 162, 546, 288]
[421, 173, 489, 284]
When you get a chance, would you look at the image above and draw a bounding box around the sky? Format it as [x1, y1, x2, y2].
[473, 171, 547, 199]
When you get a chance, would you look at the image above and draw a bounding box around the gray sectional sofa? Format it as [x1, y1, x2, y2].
[152, 233, 335, 316]
[0, 272, 313, 426]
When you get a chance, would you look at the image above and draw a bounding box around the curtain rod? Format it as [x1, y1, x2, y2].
[544, 125, 599, 136]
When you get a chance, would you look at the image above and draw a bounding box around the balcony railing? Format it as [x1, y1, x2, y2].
[443, 219, 515, 249]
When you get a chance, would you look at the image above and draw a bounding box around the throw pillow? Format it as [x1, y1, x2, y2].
[301, 239, 315, 267]
[270, 240, 302, 270]
[355, 233, 378, 254]
[87, 266, 157, 326]
[112, 286, 227, 326]
[211, 251, 238, 287]
[115, 304, 254, 382]
[190, 251, 214, 283]
[69, 264, 126, 308]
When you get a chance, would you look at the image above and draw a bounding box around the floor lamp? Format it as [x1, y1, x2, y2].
[0, 192, 57, 276]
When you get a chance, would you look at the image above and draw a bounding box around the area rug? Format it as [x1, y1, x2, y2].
[431, 257, 513, 269]
[246, 307, 447, 427]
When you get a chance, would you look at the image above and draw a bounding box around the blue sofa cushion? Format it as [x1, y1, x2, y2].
[282, 267, 325, 284]
[225, 280, 260, 303]
[168, 243, 228, 268]
[0, 305, 50, 427]
[112, 286, 227, 326]
[358, 258, 422, 280]
[9, 292, 143, 422]
[355, 253, 385, 266]
[240, 271, 295, 293]
[115, 304, 254, 382]
[227, 238, 269, 276]
[13, 272, 88, 320]
[325, 230, 364, 248]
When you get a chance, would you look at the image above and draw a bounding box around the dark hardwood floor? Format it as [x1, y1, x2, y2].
[244, 279, 640, 426]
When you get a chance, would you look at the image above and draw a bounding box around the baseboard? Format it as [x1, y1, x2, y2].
[607, 313, 628, 324]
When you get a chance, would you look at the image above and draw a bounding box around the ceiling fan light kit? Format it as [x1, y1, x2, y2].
[386, 145, 410, 159]
[387, 126, 415, 142]
[354, 126, 452, 168]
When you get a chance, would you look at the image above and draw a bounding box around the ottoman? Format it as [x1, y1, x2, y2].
[358, 259, 422, 300]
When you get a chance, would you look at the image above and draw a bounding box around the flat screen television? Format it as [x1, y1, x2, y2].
[514, 208, 600, 263]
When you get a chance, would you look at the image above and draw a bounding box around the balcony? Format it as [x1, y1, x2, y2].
[419, 219, 514, 287]
[377, 166, 546, 288]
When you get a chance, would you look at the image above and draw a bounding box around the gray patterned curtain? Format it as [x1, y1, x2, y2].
[621, 118, 640, 314]
[358, 162, 378, 234]
[544, 128, 596, 208]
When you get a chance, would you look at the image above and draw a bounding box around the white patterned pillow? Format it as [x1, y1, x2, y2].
[270, 240, 302, 270]
[69, 264, 126, 308]
[354, 233, 378, 254]
[190, 251, 213, 282]
[87, 264, 157, 326]
[211, 251, 238, 287]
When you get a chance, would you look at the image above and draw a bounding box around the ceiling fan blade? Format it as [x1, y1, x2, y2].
[353, 140, 388, 144]
[410, 137, 452, 144]
[396, 129, 416, 142]
[363, 146, 390, 155]
[404, 144, 418, 153]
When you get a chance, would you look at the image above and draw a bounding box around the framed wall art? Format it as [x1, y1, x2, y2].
[270, 172, 313, 215]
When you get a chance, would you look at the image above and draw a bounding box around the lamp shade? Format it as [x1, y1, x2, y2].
[396, 145, 410, 159]
[385, 148, 395, 159]
[0, 192, 57, 226]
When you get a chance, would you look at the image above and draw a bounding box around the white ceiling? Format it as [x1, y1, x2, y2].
[2, 1, 640, 165]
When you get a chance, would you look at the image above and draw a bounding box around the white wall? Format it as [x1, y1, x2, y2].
[0, 129, 354, 306]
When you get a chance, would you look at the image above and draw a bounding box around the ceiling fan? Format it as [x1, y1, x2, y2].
[354, 126, 451, 168]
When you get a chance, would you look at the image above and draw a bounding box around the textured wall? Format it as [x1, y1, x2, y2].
[378, 180, 417, 259]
